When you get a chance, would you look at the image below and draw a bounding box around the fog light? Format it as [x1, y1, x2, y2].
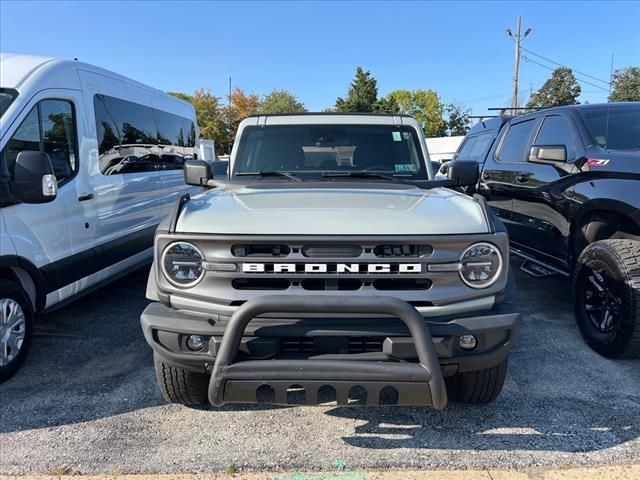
[459, 335, 477, 350]
[186, 335, 206, 351]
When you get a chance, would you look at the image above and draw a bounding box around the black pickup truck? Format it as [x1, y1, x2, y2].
[464, 102, 640, 358]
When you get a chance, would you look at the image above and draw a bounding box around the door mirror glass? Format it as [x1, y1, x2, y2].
[529, 145, 567, 163]
[447, 160, 479, 186]
[13, 151, 58, 204]
[184, 159, 213, 186]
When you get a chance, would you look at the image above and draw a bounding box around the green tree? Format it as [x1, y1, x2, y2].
[335, 67, 381, 112]
[609, 66, 640, 102]
[526, 67, 582, 108]
[259, 90, 306, 114]
[385, 89, 447, 137]
[222, 88, 261, 151]
[446, 103, 471, 136]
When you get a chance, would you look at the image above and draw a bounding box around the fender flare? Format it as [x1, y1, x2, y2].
[0, 255, 47, 311]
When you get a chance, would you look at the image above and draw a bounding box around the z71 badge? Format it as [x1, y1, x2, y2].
[585, 158, 610, 167]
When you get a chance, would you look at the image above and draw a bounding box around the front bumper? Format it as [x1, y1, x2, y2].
[141, 291, 520, 408]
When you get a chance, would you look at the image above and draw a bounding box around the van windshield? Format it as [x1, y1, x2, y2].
[233, 124, 427, 180]
[0, 88, 18, 118]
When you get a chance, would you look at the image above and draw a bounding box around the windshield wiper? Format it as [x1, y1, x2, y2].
[235, 171, 302, 181]
[321, 171, 405, 183]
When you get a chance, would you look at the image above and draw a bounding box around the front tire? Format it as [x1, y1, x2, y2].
[446, 358, 508, 404]
[154, 355, 209, 406]
[573, 239, 640, 359]
[0, 279, 34, 383]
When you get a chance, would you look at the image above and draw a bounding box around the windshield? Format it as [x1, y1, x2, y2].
[0, 88, 18, 118]
[579, 105, 640, 151]
[233, 124, 427, 179]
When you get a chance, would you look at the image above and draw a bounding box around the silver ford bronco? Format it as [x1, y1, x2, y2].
[140, 114, 520, 409]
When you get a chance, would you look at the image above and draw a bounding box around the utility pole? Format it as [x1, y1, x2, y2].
[227, 76, 232, 155]
[506, 17, 532, 115]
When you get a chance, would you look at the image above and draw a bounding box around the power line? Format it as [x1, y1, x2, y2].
[521, 47, 611, 85]
[522, 55, 610, 91]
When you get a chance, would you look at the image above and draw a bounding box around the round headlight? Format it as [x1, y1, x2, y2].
[459, 242, 503, 289]
[162, 242, 205, 287]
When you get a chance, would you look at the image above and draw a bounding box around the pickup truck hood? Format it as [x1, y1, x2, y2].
[176, 184, 489, 235]
[584, 148, 640, 174]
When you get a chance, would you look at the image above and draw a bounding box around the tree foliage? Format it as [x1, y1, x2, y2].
[385, 89, 447, 137]
[335, 67, 387, 113]
[445, 103, 471, 136]
[609, 66, 640, 102]
[526, 67, 582, 108]
[259, 90, 306, 114]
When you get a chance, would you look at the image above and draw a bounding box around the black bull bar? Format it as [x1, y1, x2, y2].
[208, 295, 448, 409]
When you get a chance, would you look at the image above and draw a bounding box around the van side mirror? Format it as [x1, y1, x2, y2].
[447, 160, 479, 187]
[13, 151, 58, 204]
[529, 145, 567, 163]
[184, 159, 213, 186]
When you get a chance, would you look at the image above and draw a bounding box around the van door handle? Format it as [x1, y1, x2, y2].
[515, 175, 528, 184]
[78, 193, 94, 202]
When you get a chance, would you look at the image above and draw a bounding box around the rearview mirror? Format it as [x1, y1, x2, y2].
[447, 160, 479, 187]
[529, 145, 567, 163]
[13, 151, 58, 204]
[184, 159, 213, 186]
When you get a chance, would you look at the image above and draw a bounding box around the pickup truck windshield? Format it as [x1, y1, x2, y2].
[0, 88, 18, 118]
[579, 106, 640, 151]
[233, 124, 427, 179]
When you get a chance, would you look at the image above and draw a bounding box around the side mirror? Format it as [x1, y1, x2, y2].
[447, 160, 479, 187]
[184, 159, 213, 186]
[529, 145, 567, 163]
[13, 151, 58, 204]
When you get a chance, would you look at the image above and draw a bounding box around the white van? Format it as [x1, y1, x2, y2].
[0, 54, 199, 381]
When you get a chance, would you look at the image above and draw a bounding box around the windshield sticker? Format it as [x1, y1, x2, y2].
[392, 131, 402, 142]
[395, 164, 417, 173]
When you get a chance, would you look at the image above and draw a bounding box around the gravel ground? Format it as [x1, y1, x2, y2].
[0, 258, 638, 475]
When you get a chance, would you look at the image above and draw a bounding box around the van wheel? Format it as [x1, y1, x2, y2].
[0, 279, 34, 383]
[446, 358, 508, 404]
[154, 355, 209, 407]
[573, 239, 640, 359]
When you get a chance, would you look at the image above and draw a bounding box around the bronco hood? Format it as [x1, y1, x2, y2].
[176, 184, 489, 235]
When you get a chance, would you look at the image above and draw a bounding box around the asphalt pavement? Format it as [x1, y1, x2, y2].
[0, 259, 638, 475]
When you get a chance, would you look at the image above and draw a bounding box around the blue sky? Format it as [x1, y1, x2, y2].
[1, 1, 639, 115]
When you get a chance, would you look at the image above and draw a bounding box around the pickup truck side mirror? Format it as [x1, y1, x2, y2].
[13, 151, 58, 204]
[184, 159, 213, 186]
[529, 145, 567, 163]
[447, 160, 480, 187]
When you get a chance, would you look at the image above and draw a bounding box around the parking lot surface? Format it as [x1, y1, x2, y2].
[0, 259, 639, 475]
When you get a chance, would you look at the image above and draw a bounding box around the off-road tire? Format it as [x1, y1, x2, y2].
[573, 239, 640, 359]
[0, 279, 34, 383]
[154, 355, 209, 406]
[446, 358, 508, 404]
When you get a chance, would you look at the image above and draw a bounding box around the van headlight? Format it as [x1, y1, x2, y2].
[161, 242, 205, 287]
[459, 242, 503, 289]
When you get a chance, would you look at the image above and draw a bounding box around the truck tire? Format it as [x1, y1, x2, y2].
[446, 358, 508, 404]
[154, 355, 209, 406]
[0, 279, 33, 383]
[573, 239, 640, 359]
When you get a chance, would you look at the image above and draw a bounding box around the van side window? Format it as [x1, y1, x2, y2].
[0, 99, 77, 184]
[496, 119, 537, 163]
[94, 94, 195, 175]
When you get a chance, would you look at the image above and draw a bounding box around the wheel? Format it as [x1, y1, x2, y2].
[572, 239, 640, 359]
[446, 358, 508, 404]
[0, 279, 34, 383]
[153, 355, 209, 406]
